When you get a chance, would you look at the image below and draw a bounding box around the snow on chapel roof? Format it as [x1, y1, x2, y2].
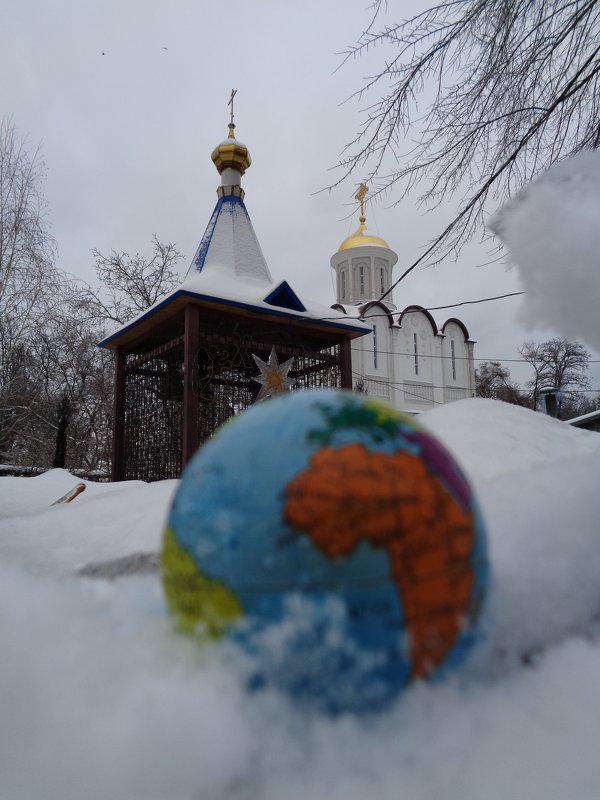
[177, 117, 367, 330]
[183, 112, 273, 289]
[98, 110, 369, 349]
[184, 194, 273, 288]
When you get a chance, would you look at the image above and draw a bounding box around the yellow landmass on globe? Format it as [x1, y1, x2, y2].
[161, 526, 242, 637]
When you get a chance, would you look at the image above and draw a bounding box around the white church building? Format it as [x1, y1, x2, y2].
[329, 187, 476, 414]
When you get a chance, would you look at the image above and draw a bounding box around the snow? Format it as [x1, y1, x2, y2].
[2, 401, 600, 797]
[184, 271, 371, 333]
[98, 276, 370, 348]
[99, 196, 371, 348]
[186, 195, 273, 284]
[0, 469, 178, 577]
[568, 408, 600, 426]
[490, 151, 600, 352]
[180, 195, 370, 331]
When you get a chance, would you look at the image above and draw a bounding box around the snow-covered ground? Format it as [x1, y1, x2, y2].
[1, 398, 600, 800]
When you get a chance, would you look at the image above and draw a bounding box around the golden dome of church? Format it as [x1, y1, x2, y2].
[336, 183, 389, 252]
[211, 122, 251, 175]
[338, 222, 390, 252]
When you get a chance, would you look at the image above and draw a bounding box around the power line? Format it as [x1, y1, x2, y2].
[352, 372, 458, 404]
[415, 292, 525, 312]
[318, 290, 525, 321]
[353, 370, 600, 396]
[353, 344, 476, 361]
[351, 345, 488, 362]
[307, 289, 600, 371]
[351, 344, 600, 364]
[559, 388, 600, 394]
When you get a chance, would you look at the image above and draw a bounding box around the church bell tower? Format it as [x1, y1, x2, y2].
[330, 184, 398, 309]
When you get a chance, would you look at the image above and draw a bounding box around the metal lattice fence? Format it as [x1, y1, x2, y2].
[124, 338, 184, 481]
[122, 321, 342, 481]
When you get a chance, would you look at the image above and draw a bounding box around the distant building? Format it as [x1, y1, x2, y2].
[330, 185, 476, 414]
[568, 409, 600, 433]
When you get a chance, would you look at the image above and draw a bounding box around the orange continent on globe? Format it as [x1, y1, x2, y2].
[284, 442, 475, 678]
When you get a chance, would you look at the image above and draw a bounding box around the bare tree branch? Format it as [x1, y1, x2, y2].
[332, 0, 600, 281]
[78, 235, 183, 327]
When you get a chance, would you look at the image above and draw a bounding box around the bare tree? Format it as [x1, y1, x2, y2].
[0, 119, 67, 467]
[0, 290, 111, 472]
[475, 360, 528, 405]
[336, 0, 600, 281]
[80, 236, 183, 326]
[62, 236, 184, 472]
[0, 121, 181, 474]
[0, 118, 59, 338]
[0, 336, 37, 461]
[519, 338, 590, 414]
[560, 390, 600, 420]
[30, 304, 109, 470]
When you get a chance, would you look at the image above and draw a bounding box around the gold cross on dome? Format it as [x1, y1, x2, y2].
[355, 182, 368, 221]
[228, 89, 237, 126]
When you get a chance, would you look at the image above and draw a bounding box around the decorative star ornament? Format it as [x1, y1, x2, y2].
[252, 347, 295, 402]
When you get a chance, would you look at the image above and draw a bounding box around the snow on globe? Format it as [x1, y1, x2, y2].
[161, 389, 488, 714]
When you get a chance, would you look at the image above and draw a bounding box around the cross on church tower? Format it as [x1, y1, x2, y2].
[228, 89, 237, 137]
[355, 182, 368, 223]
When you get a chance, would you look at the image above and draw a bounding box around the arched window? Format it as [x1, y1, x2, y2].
[451, 339, 456, 380]
[341, 271, 346, 300]
[380, 267, 385, 295]
[373, 324, 378, 368]
[413, 333, 419, 375]
[359, 265, 365, 294]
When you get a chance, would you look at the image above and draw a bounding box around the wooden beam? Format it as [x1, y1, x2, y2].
[111, 348, 126, 481]
[340, 339, 353, 389]
[124, 335, 184, 372]
[182, 304, 200, 469]
[100, 290, 368, 351]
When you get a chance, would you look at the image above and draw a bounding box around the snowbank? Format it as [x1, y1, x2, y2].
[0, 469, 178, 577]
[1, 399, 600, 799]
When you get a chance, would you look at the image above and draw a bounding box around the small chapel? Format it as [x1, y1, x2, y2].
[100, 100, 475, 482]
[99, 106, 369, 482]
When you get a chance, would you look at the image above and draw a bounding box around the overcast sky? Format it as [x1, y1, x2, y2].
[3, 0, 598, 388]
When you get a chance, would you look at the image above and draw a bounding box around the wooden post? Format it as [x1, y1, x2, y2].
[182, 304, 200, 469]
[111, 347, 126, 481]
[340, 339, 353, 389]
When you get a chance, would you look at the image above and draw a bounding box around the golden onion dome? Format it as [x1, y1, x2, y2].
[211, 123, 251, 175]
[338, 221, 390, 252]
[338, 182, 389, 252]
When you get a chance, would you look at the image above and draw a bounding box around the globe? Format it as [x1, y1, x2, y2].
[161, 390, 488, 713]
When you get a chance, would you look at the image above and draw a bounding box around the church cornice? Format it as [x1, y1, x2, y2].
[441, 317, 471, 343]
[397, 305, 439, 335]
[358, 300, 395, 327]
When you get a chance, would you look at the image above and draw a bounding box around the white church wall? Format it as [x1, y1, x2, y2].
[330, 233, 474, 415]
[441, 321, 474, 403]
[350, 307, 392, 403]
[337, 260, 349, 303]
[352, 257, 370, 303]
[374, 257, 389, 299]
[395, 311, 436, 411]
[431, 334, 447, 406]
